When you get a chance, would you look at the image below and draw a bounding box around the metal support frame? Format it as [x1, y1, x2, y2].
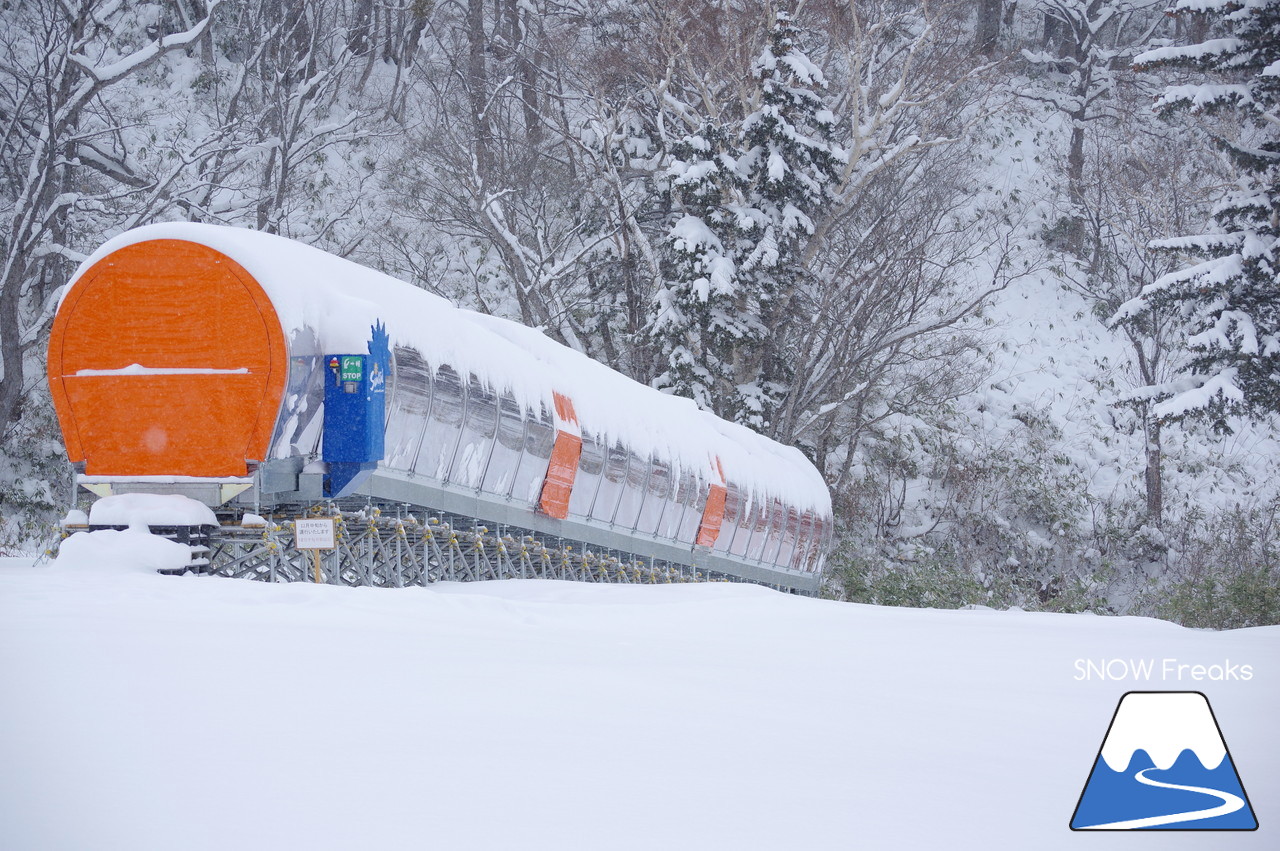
[201, 503, 753, 590]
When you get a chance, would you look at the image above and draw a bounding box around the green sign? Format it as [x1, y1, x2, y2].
[340, 355, 363, 382]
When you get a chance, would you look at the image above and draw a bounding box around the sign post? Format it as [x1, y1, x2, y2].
[295, 517, 336, 583]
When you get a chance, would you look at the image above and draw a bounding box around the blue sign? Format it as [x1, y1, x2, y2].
[322, 323, 389, 497]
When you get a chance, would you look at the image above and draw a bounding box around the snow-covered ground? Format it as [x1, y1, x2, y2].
[2, 553, 1275, 849]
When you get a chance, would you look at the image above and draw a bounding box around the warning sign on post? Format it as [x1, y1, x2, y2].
[295, 517, 336, 550]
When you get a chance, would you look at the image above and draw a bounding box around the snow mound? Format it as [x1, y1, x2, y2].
[0, 562, 1275, 851]
[88, 493, 218, 529]
[55, 528, 194, 574]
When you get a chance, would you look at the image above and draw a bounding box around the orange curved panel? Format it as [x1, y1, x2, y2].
[539, 430, 582, 520]
[695, 483, 728, 548]
[47, 239, 287, 477]
[539, 391, 582, 519]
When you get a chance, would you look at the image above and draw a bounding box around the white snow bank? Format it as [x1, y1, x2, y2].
[54, 528, 193, 574]
[65, 224, 830, 516]
[0, 563, 1274, 850]
[88, 493, 218, 528]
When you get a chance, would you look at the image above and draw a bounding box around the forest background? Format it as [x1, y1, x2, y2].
[2, 0, 1277, 627]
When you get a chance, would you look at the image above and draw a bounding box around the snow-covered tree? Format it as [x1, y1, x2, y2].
[1020, 0, 1168, 255]
[389, 0, 621, 353]
[736, 10, 844, 427]
[653, 8, 841, 429]
[772, 0, 1011, 461]
[653, 121, 741, 416]
[1072, 119, 1224, 523]
[0, 0, 220, 436]
[1116, 0, 1280, 429]
[185, 0, 393, 243]
[975, 0, 1014, 55]
[0, 0, 221, 536]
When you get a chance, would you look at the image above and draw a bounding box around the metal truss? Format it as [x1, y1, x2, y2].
[203, 503, 736, 588]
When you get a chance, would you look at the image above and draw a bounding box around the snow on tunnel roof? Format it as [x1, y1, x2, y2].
[67, 223, 831, 516]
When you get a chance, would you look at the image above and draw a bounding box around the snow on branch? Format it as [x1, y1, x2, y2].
[1153, 368, 1244, 420]
[1143, 253, 1245, 298]
[68, 0, 222, 87]
[1134, 38, 1242, 69]
[1156, 83, 1252, 113]
[1149, 233, 1245, 253]
[28, 242, 89, 266]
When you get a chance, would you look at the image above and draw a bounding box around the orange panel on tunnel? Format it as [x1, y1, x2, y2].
[47, 239, 288, 477]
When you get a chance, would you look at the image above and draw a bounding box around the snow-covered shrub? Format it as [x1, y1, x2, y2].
[829, 543, 1000, 610]
[1151, 498, 1280, 628]
[924, 404, 1100, 605]
[1158, 566, 1280, 630]
[825, 398, 1115, 612]
[0, 390, 68, 555]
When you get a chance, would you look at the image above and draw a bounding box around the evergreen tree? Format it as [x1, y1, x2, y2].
[1117, 0, 1280, 429]
[652, 8, 842, 430]
[737, 9, 843, 429]
[653, 121, 742, 416]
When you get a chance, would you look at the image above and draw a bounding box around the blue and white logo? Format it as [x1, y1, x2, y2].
[1071, 691, 1257, 831]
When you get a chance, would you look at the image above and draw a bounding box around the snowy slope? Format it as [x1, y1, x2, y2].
[864, 106, 1280, 599]
[971, 112, 1280, 517]
[981, 262, 1280, 515]
[1, 558, 1275, 850]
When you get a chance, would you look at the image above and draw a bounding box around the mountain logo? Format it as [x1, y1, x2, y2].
[1070, 691, 1258, 831]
